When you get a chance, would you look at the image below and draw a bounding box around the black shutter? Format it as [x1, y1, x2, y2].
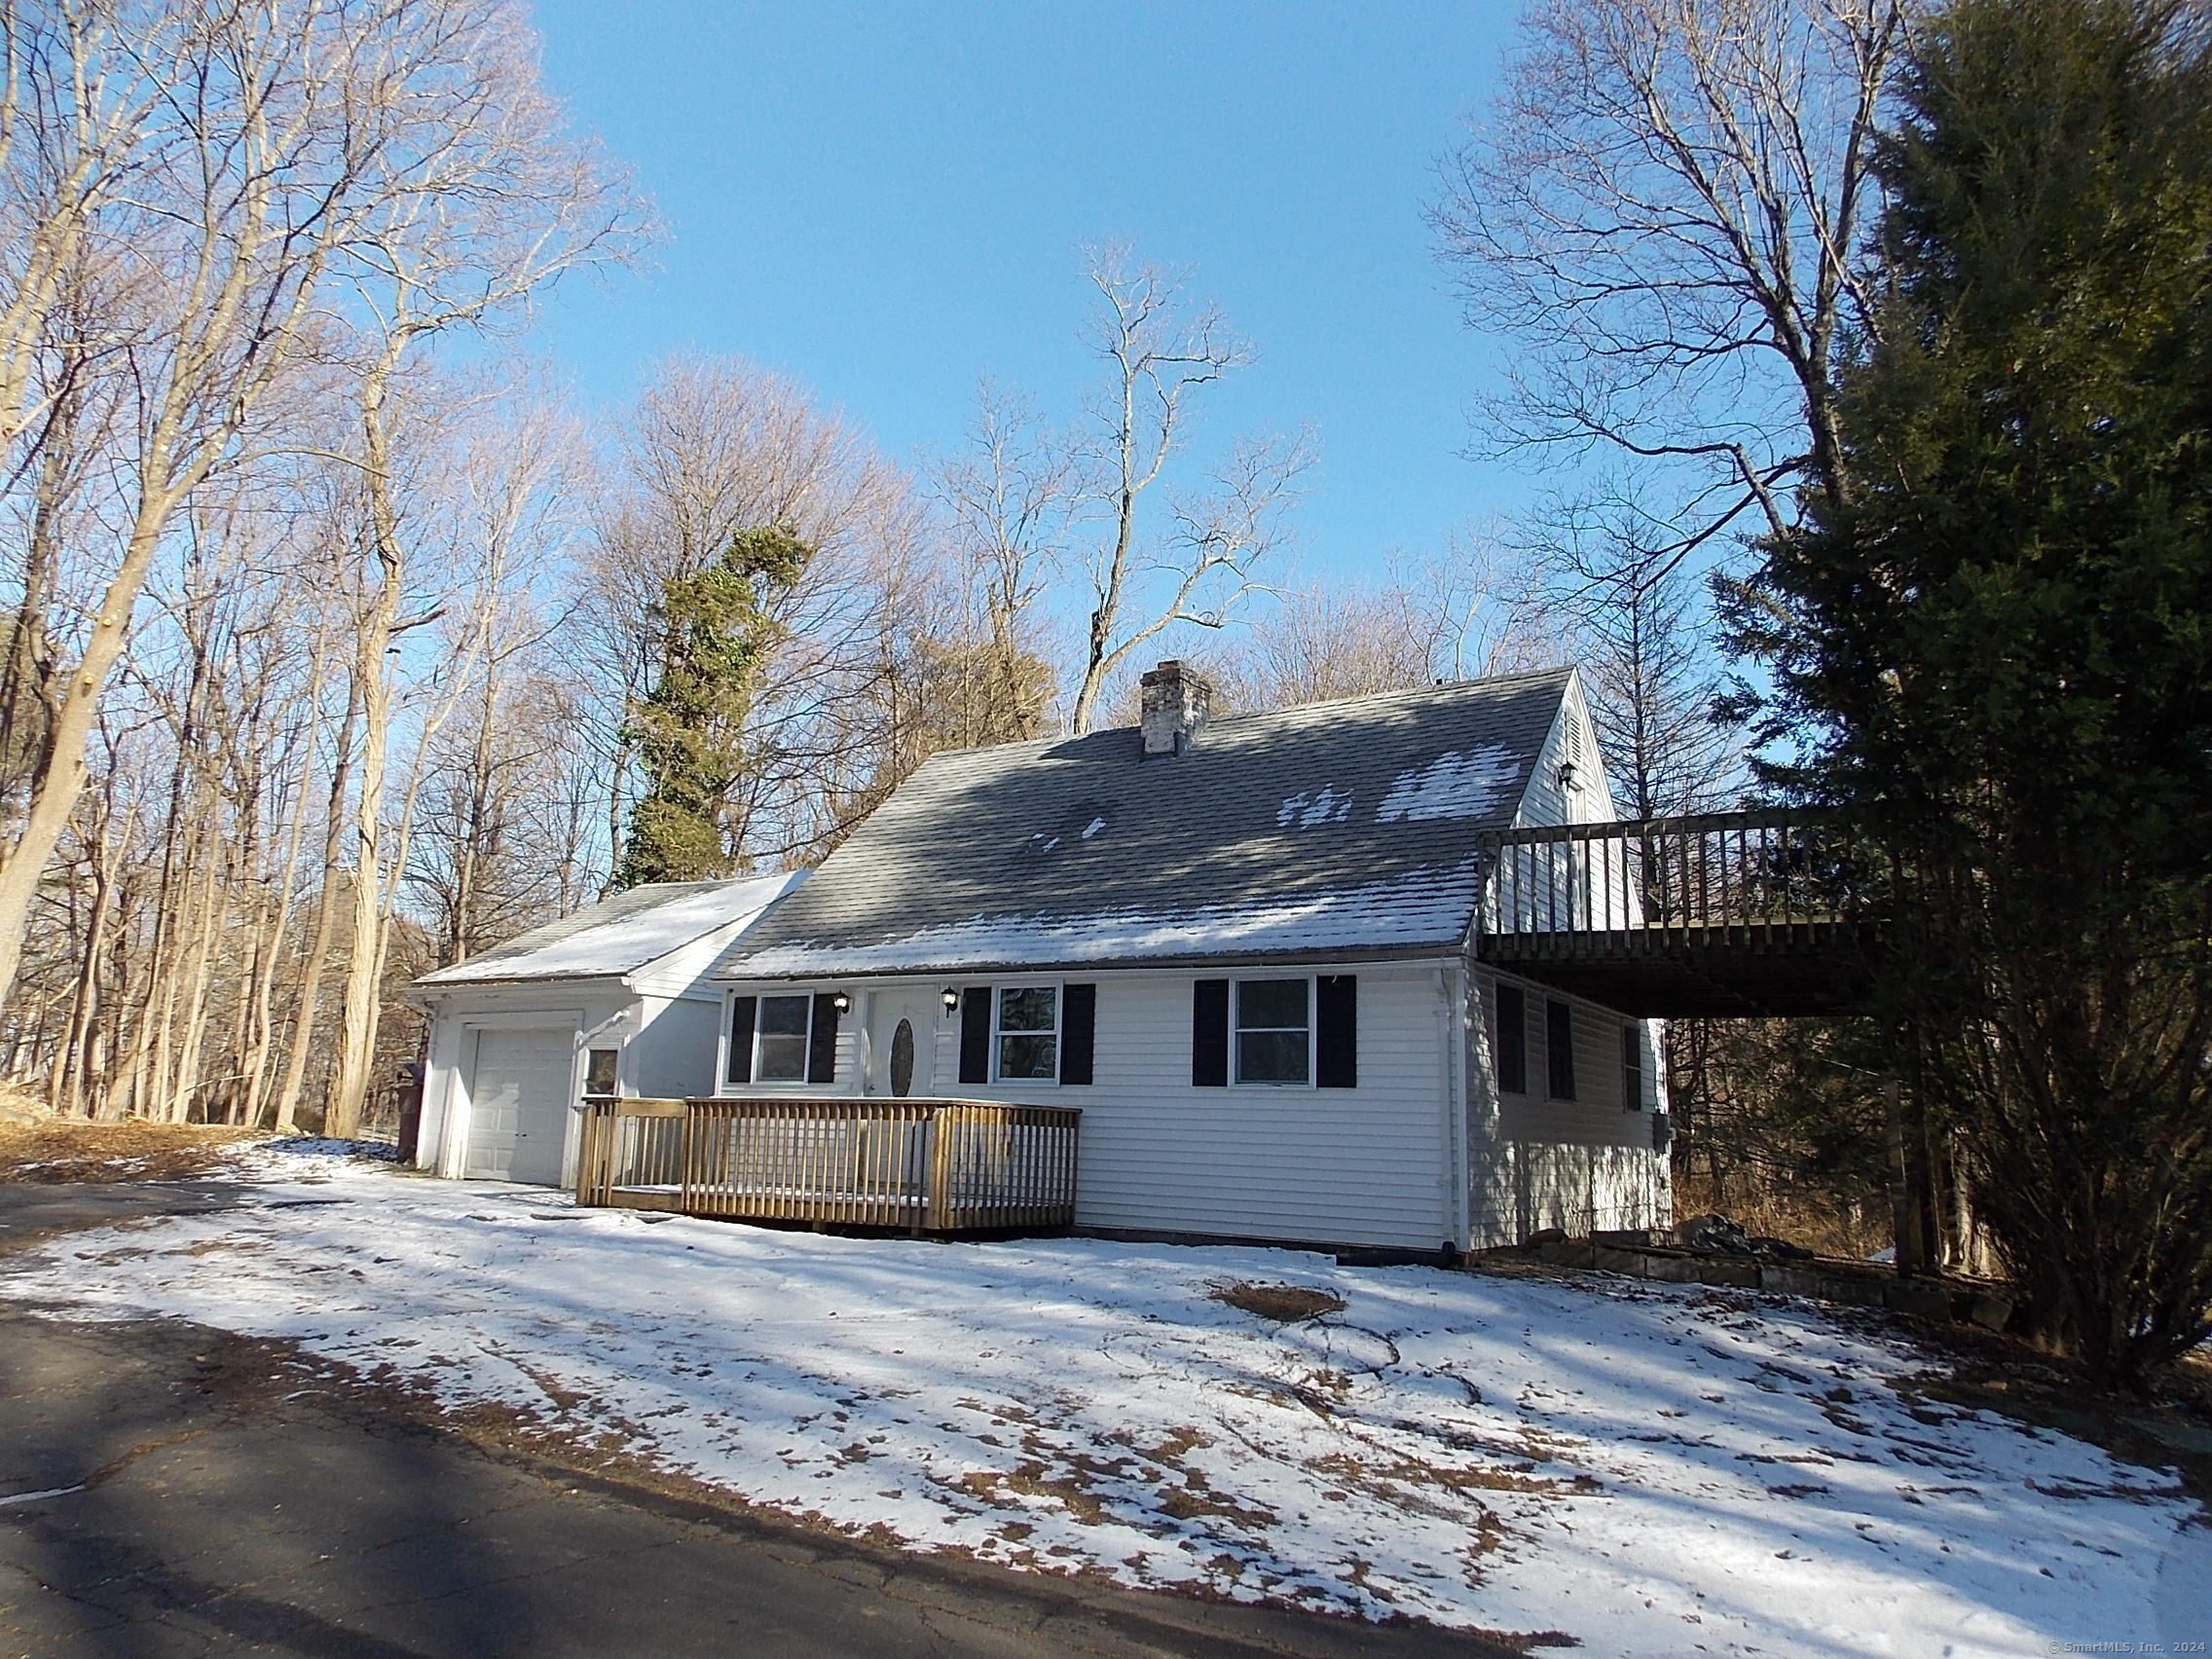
[959, 988, 991, 1086]
[725, 996, 756, 1086]
[1315, 975, 1357, 1088]
[1192, 978, 1229, 1087]
[807, 992, 840, 1084]
[1060, 983, 1095, 1085]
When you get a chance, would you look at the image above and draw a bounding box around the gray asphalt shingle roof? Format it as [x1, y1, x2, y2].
[722, 668, 1572, 978]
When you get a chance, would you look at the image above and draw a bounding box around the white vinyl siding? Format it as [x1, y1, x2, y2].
[1514, 679, 1618, 830]
[899, 965, 1453, 1252]
[1467, 966, 1669, 1246]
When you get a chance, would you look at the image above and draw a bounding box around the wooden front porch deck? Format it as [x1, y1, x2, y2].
[1478, 810, 1875, 1017]
[575, 1096, 1082, 1235]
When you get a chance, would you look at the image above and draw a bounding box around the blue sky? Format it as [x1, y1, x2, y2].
[524, 1, 1529, 584]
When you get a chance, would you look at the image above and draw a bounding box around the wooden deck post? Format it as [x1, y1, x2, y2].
[924, 1106, 953, 1235]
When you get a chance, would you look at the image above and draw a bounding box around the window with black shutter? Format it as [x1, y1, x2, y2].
[1192, 979, 1229, 1087]
[1546, 998, 1576, 1100]
[1493, 984, 1526, 1094]
[1620, 1023, 1642, 1112]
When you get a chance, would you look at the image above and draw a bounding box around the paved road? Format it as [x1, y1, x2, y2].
[0, 1184, 1524, 1658]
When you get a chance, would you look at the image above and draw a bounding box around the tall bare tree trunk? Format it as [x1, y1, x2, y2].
[325, 356, 406, 1141]
[274, 679, 360, 1133]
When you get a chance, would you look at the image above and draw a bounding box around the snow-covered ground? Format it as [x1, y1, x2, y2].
[2, 1141, 2202, 1657]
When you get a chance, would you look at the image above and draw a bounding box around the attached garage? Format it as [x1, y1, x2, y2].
[412, 872, 805, 1188]
[462, 1028, 576, 1184]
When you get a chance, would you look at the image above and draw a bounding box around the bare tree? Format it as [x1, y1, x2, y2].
[935, 382, 1080, 737]
[1432, 0, 1903, 564]
[1212, 532, 1571, 716]
[1066, 244, 1312, 734]
[576, 354, 935, 875]
[1527, 479, 1745, 818]
[318, 11, 649, 1136]
[0, 0, 645, 1018]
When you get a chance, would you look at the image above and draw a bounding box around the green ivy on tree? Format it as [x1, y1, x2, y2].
[1732, 0, 2212, 1385]
[616, 527, 812, 888]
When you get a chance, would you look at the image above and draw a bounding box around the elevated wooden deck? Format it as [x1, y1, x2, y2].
[1478, 811, 1874, 1017]
[575, 1096, 1082, 1235]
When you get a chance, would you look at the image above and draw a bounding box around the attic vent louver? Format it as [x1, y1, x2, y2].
[1139, 660, 1212, 757]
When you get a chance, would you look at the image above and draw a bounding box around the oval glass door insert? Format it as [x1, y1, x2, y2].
[889, 1018, 915, 1097]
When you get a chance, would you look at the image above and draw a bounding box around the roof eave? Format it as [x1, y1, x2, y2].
[715, 939, 1470, 982]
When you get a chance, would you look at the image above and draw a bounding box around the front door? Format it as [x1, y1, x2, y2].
[869, 995, 934, 1097]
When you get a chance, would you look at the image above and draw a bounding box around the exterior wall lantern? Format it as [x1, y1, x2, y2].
[941, 987, 961, 1014]
[830, 991, 852, 1014]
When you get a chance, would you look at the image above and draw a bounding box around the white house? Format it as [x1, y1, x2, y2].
[412, 871, 802, 1186]
[702, 662, 1671, 1253]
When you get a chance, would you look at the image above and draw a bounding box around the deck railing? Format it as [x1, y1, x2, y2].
[1479, 809, 1851, 942]
[574, 1096, 1082, 1234]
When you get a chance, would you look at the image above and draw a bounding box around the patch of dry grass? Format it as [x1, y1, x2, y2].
[1207, 1281, 1346, 1323]
[0, 1120, 264, 1184]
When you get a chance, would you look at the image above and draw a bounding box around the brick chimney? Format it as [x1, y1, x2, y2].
[1139, 660, 1212, 756]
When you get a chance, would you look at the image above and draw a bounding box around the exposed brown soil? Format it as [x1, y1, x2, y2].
[0, 1120, 264, 1184]
[1208, 1280, 1347, 1322]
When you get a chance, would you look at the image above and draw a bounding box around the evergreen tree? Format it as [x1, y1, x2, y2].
[1735, 0, 2212, 1384]
[616, 527, 812, 887]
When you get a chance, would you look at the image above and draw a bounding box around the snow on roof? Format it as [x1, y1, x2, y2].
[723, 669, 1573, 978]
[416, 871, 805, 987]
[738, 861, 1480, 977]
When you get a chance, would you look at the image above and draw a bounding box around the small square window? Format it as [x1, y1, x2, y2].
[584, 1049, 618, 1095]
[756, 994, 812, 1082]
[1236, 978, 1309, 1084]
[995, 985, 1058, 1081]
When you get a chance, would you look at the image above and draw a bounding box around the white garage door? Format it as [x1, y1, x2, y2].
[465, 1029, 574, 1185]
